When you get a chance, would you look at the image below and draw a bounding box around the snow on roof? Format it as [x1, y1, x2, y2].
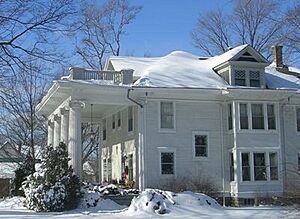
[134, 51, 228, 88]
[265, 63, 300, 90]
[0, 162, 19, 179]
[108, 56, 160, 78]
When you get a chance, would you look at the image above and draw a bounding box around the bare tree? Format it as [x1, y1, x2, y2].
[191, 0, 300, 63]
[0, 0, 76, 75]
[0, 63, 49, 160]
[76, 0, 142, 69]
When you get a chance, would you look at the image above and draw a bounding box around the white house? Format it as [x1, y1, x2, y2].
[36, 45, 300, 205]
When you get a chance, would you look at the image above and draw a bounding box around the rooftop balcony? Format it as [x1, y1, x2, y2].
[62, 67, 134, 85]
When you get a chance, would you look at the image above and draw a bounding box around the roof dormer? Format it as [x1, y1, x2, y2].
[213, 45, 270, 88]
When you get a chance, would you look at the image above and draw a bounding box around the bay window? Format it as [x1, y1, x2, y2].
[267, 104, 276, 130]
[254, 153, 267, 181]
[251, 104, 264, 129]
[242, 153, 251, 181]
[240, 103, 249, 129]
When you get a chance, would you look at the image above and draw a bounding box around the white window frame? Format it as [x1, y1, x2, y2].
[239, 151, 279, 183]
[233, 68, 262, 87]
[102, 119, 107, 144]
[192, 131, 209, 159]
[158, 148, 176, 176]
[158, 101, 176, 133]
[237, 102, 278, 132]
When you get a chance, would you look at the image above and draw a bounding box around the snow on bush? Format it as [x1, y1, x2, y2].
[82, 182, 139, 196]
[22, 142, 81, 212]
[128, 189, 221, 215]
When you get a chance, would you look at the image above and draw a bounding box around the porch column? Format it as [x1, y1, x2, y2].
[53, 114, 61, 147]
[60, 108, 69, 144]
[47, 119, 54, 146]
[68, 100, 85, 179]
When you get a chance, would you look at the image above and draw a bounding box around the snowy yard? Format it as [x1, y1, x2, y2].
[0, 189, 299, 219]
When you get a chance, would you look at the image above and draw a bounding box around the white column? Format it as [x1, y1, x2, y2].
[60, 108, 69, 144]
[47, 119, 54, 146]
[53, 114, 61, 147]
[68, 100, 84, 179]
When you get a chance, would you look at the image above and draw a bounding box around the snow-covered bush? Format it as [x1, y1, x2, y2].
[22, 142, 80, 212]
[12, 153, 35, 196]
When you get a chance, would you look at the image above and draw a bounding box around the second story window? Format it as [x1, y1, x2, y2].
[112, 114, 115, 130]
[240, 103, 249, 129]
[117, 111, 121, 128]
[160, 102, 174, 129]
[234, 70, 246, 86]
[128, 106, 133, 132]
[102, 119, 106, 141]
[251, 104, 264, 129]
[297, 107, 300, 132]
[267, 104, 276, 130]
[228, 104, 233, 130]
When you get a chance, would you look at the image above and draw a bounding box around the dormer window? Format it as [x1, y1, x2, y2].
[249, 71, 260, 87]
[234, 70, 246, 86]
[234, 69, 261, 87]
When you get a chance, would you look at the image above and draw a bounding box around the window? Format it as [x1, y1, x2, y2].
[228, 104, 233, 130]
[193, 134, 208, 157]
[128, 106, 133, 132]
[160, 102, 174, 129]
[254, 153, 267, 181]
[235, 70, 246, 86]
[112, 114, 116, 130]
[240, 103, 248, 129]
[249, 71, 260, 87]
[230, 153, 235, 181]
[239, 103, 276, 130]
[269, 153, 278, 180]
[102, 159, 107, 180]
[297, 108, 300, 132]
[267, 104, 276, 130]
[117, 111, 121, 128]
[161, 152, 174, 175]
[242, 153, 251, 181]
[102, 119, 107, 141]
[252, 104, 264, 129]
[107, 158, 112, 180]
[128, 154, 133, 181]
[298, 154, 300, 171]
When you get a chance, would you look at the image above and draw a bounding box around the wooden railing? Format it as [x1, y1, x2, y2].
[66, 67, 133, 85]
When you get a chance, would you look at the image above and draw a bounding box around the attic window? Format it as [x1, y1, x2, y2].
[249, 71, 260, 87]
[234, 70, 246, 86]
[237, 52, 258, 62]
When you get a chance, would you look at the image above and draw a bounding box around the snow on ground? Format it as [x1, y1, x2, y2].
[0, 190, 298, 218]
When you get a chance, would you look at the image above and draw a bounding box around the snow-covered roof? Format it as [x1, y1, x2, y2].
[0, 162, 19, 179]
[134, 51, 228, 88]
[108, 56, 160, 78]
[265, 63, 300, 91]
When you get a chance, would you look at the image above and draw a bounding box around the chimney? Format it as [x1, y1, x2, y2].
[271, 45, 283, 68]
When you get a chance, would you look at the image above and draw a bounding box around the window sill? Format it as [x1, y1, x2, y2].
[158, 128, 176, 134]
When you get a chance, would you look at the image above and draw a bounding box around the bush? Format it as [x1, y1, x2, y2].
[12, 153, 35, 196]
[22, 142, 81, 212]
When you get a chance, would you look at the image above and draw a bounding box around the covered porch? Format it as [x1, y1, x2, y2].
[36, 68, 141, 186]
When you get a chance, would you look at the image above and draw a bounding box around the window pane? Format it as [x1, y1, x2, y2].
[102, 119, 106, 141]
[235, 70, 246, 86]
[117, 111, 121, 127]
[194, 135, 208, 157]
[267, 104, 276, 130]
[161, 152, 174, 175]
[270, 152, 278, 180]
[240, 104, 248, 129]
[112, 114, 115, 129]
[230, 153, 234, 181]
[254, 153, 266, 181]
[249, 71, 260, 87]
[161, 102, 174, 129]
[228, 104, 233, 130]
[252, 104, 264, 129]
[297, 108, 300, 132]
[242, 153, 250, 181]
[298, 153, 300, 171]
[128, 106, 133, 132]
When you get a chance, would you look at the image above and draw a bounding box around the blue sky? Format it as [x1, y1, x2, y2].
[120, 0, 233, 57]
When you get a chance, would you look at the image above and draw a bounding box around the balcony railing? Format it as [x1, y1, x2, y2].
[64, 67, 133, 85]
